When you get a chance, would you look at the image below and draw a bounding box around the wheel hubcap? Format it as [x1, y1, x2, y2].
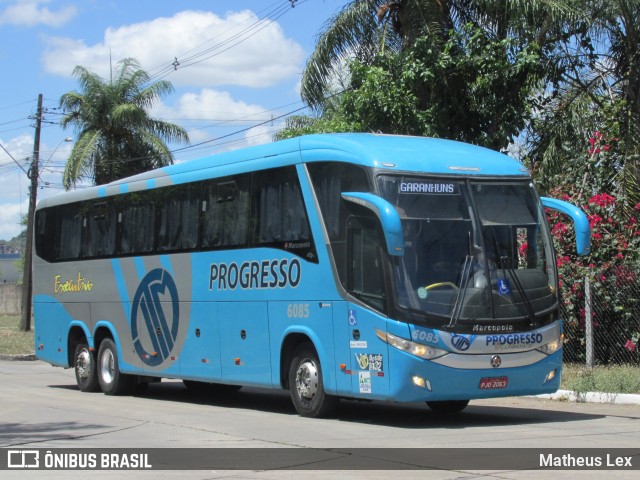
[76, 349, 91, 382]
[295, 359, 318, 400]
[100, 349, 115, 385]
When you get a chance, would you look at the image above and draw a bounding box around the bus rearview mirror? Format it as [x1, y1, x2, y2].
[541, 197, 591, 256]
[341, 192, 404, 256]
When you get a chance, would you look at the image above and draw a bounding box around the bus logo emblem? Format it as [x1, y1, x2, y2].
[131, 268, 180, 366]
[450, 334, 472, 351]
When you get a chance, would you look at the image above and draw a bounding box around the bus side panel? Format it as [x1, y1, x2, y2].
[91, 301, 143, 374]
[345, 304, 390, 399]
[330, 301, 353, 396]
[269, 300, 336, 393]
[179, 301, 222, 381]
[219, 302, 272, 387]
[33, 296, 90, 368]
[111, 256, 192, 378]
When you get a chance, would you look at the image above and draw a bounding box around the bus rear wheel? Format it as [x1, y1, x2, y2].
[74, 342, 99, 392]
[426, 400, 469, 414]
[97, 338, 133, 395]
[288, 343, 337, 418]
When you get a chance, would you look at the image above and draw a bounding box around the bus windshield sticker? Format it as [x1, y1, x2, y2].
[497, 278, 511, 295]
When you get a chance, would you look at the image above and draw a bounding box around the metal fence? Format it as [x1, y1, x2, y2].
[560, 268, 640, 366]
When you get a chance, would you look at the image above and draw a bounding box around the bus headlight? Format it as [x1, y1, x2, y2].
[536, 335, 563, 355]
[376, 329, 448, 360]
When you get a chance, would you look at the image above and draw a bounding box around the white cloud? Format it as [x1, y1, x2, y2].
[0, 0, 76, 27]
[42, 10, 305, 88]
[154, 88, 276, 158]
[0, 199, 27, 241]
[159, 88, 267, 121]
[0, 134, 33, 174]
[241, 125, 278, 148]
[0, 135, 75, 238]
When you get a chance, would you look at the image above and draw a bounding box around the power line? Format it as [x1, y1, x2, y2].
[0, 99, 37, 110]
[146, 0, 307, 84]
[0, 142, 28, 175]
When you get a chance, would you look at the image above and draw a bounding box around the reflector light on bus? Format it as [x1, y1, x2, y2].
[544, 369, 557, 384]
[412, 376, 432, 391]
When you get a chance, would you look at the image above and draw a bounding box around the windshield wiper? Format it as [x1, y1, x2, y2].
[446, 254, 473, 330]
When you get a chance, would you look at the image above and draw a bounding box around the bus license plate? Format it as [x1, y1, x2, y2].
[479, 376, 508, 389]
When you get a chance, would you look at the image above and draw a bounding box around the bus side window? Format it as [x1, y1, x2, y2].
[253, 166, 317, 261]
[201, 175, 251, 249]
[82, 201, 116, 258]
[347, 217, 385, 312]
[56, 204, 83, 261]
[307, 162, 371, 284]
[117, 192, 156, 255]
[157, 184, 200, 252]
[35, 208, 55, 261]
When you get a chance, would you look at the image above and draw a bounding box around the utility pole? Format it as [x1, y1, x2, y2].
[20, 93, 42, 332]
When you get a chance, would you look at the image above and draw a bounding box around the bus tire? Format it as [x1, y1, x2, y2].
[97, 338, 133, 395]
[426, 400, 469, 414]
[73, 342, 99, 392]
[288, 343, 337, 418]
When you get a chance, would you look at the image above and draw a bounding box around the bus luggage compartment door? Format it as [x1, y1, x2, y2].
[218, 302, 271, 386]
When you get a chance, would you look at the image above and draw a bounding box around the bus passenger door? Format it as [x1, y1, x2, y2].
[346, 217, 390, 398]
[218, 302, 271, 386]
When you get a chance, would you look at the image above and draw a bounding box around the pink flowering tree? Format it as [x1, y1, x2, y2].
[543, 132, 640, 364]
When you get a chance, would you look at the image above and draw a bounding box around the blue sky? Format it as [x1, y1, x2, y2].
[0, 0, 349, 240]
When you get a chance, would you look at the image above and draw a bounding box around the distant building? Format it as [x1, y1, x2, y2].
[0, 245, 21, 283]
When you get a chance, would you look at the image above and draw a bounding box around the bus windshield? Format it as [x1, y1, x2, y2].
[378, 176, 557, 324]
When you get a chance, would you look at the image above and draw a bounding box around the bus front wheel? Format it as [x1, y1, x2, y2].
[288, 343, 337, 418]
[426, 400, 469, 414]
[74, 342, 99, 392]
[97, 338, 133, 395]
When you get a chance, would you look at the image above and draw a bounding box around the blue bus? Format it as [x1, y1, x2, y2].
[33, 133, 590, 417]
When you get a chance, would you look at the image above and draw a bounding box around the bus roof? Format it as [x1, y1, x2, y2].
[38, 133, 529, 208]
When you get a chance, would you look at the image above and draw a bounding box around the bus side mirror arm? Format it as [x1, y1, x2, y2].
[341, 192, 404, 256]
[541, 197, 591, 256]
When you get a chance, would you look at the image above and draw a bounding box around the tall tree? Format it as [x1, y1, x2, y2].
[526, 0, 640, 208]
[59, 57, 189, 189]
[301, 0, 577, 112]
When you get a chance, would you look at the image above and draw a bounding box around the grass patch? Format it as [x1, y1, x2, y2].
[561, 363, 640, 395]
[0, 316, 34, 355]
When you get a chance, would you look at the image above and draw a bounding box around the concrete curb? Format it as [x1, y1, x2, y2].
[0, 353, 37, 361]
[533, 389, 640, 405]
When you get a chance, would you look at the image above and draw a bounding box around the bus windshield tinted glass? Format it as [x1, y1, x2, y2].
[378, 176, 557, 323]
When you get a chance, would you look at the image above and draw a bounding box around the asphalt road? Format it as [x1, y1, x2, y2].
[1, 360, 639, 479]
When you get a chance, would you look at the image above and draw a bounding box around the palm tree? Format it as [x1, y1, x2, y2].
[301, 0, 576, 110]
[301, 0, 437, 108]
[59, 57, 189, 189]
[526, 1, 640, 207]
